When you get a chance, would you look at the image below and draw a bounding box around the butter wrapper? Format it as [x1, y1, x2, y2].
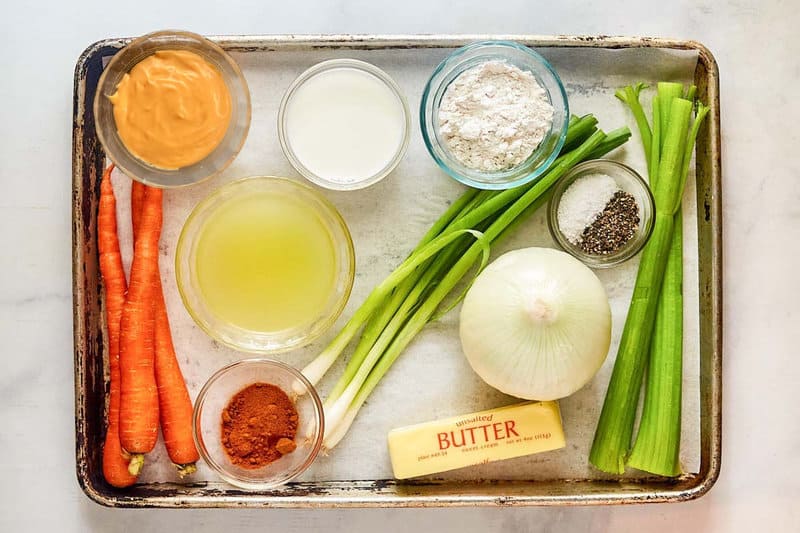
[387, 401, 566, 479]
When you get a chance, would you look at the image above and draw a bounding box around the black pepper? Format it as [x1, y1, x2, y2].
[579, 190, 640, 255]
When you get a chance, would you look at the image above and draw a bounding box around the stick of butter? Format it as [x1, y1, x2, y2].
[387, 401, 565, 479]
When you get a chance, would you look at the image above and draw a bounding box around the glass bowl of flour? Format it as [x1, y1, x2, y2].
[421, 41, 569, 190]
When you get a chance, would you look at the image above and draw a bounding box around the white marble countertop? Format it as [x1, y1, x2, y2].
[1, 0, 798, 531]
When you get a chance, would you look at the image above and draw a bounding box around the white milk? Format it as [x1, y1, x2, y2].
[284, 67, 407, 185]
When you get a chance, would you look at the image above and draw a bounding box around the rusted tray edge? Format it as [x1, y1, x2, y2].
[72, 34, 722, 508]
[692, 38, 723, 503]
[77, 476, 708, 509]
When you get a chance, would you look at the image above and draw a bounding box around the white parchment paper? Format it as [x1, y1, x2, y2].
[109, 45, 700, 484]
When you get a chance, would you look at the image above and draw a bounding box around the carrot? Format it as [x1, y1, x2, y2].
[98, 164, 138, 488]
[133, 185, 199, 477]
[119, 185, 162, 473]
[131, 180, 146, 235]
[154, 289, 199, 475]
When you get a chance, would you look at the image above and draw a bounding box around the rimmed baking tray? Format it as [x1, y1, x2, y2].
[73, 34, 721, 507]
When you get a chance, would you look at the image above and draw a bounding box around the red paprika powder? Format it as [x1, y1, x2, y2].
[221, 383, 298, 468]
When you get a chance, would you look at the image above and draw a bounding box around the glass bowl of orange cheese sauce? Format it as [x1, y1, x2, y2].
[94, 30, 251, 188]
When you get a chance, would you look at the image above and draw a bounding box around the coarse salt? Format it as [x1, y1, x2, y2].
[557, 174, 620, 245]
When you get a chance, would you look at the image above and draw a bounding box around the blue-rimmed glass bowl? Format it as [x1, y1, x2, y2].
[420, 41, 569, 190]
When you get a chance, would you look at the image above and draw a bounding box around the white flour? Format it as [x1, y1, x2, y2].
[557, 174, 620, 244]
[438, 60, 554, 172]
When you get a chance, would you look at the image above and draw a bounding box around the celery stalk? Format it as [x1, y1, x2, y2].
[627, 101, 709, 475]
[674, 103, 711, 213]
[606, 83, 709, 476]
[615, 83, 652, 169]
[657, 82, 684, 149]
[590, 99, 692, 473]
[685, 85, 697, 102]
[627, 209, 683, 475]
[649, 97, 661, 186]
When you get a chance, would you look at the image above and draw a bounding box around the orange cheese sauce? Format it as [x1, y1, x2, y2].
[109, 50, 232, 169]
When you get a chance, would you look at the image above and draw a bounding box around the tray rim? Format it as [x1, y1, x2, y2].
[72, 33, 722, 508]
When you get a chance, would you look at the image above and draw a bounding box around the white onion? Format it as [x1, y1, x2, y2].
[459, 247, 611, 400]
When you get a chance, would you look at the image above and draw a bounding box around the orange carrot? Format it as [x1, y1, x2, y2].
[132, 186, 199, 476]
[119, 185, 162, 473]
[98, 164, 138, 488]
[131, 180, 146, 235]
[132, 186, 199, 474]
[154, 289, 199, 475]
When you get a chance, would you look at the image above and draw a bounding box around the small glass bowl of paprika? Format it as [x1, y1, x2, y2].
[193, 358, 324, 490]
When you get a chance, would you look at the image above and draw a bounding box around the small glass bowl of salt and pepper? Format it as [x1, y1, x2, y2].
[420, 40, 569, 190]
[548, 160, 655, 268]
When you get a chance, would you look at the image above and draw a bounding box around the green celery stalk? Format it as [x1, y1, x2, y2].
[627, 101, 709, 475]
[589, 99, 692, 473]
[627, 209, 683, 475]
[615, 83, 652, 170]
[649, 97, 662, 186]
[685, 85, 697, 102]
[657, 83, 684, 149]
[674, 103, 711, 213]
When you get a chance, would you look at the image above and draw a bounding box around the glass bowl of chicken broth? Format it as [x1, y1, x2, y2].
[175, 177, 355, 352]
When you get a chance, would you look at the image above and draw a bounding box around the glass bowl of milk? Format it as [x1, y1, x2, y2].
[278, 59, 411, 191]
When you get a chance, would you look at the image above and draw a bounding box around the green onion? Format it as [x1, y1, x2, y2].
[325, 190, 490, 403]
[316, 125, 632, 449]
[584, 127, 636, 162]
[298, 227, 489, 388]
[323, 230, 491, 437]
[303, 114, 604, 391]
[562, 114, 599, 151]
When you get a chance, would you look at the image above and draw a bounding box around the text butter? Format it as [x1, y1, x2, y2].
[387, 401, 565, 479]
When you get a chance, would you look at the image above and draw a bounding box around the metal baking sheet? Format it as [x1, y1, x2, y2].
[72, 34, 722, 507]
